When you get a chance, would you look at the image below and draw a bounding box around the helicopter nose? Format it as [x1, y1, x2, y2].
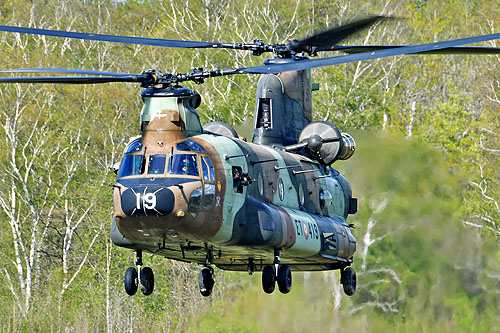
[120, 186, 175, 216]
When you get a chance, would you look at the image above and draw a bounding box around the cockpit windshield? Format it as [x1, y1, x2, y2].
[148, 154, 166, 175]
[118, 154, 144, 178]
[168, 154, 199, 176]
[117, 139, 216, 179]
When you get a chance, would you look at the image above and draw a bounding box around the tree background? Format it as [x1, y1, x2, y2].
[0, 0, 498, 331]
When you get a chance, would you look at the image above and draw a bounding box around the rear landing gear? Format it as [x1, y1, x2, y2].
[277, 265, 292, 294]
[124, 250, 155, 296]
[262, 265, 275, 294]
[262, 250, 292, 294]
[341, 266, 356, 296]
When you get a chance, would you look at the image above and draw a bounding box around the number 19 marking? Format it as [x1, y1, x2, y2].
[135, 192, 157, 210]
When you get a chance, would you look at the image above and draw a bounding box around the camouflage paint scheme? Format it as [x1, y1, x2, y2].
[112, 74, 356, 272]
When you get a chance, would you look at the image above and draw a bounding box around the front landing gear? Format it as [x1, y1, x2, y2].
[124, 250, 155, 296]
[262, 249, 292, 294]
[340, 266, 356, 296]
[124, 267, 138, 296]
[140, 266, 155, 296]
[199, 266, 215, 297]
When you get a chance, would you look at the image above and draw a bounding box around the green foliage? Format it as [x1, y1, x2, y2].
[193, 133, 500, 332]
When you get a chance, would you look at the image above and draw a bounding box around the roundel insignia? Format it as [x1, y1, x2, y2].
[217, 180, 221, 192]
[303, 223, 309, 239]
[278, 178, 285, 201]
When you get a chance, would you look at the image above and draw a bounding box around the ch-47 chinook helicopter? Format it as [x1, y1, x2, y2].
[1, 15, 500, 298]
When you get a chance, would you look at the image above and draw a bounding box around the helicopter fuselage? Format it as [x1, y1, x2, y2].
[111, 85, 357, 271]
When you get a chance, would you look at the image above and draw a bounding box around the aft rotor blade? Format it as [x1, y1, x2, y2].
[0, 25, 219, 48]
[0, 68, 133, 76]
[0, 74, 148, 84]
[240, 33, 500, 74]
[296, 15, 392, 48]
[331, 45, 500, 54]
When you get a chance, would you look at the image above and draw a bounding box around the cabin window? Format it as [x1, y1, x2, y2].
[118, 154, 144, 178]
[299, 183, 305, 206]
[168, 154, 199, 176]
[147, 154, 166, 175]
[257, 174, 264, 196]
[232, 166, 244, 193]
[319, 189, 333, 209]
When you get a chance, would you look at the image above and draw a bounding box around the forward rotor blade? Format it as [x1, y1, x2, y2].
[331, 45, 500, 54]
[240, 33, 500, 74]
[0, 25, 219, 48]
[296, 15, 392, 48]
[0, 74, 147, 84]
[0, 68, 133, 76]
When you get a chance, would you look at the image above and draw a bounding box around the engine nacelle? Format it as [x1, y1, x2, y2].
[339, 132, 356, 160]
[298, 121, 356, 165]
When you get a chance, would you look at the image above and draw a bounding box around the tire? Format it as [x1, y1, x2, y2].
[140, 267, 155, 296]
[124, 267, 138, 296]
[262, 265, 275, 294]
[277, 265, 292, 294]
[199, 267, 214, 297]
[341, 267, 356, 296]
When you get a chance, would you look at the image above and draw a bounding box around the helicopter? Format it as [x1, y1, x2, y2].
[0, 16, 499, 298]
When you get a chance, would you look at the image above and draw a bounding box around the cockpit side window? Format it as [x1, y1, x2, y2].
[168, 154, 199, 176]
[117, 139, 145, 178]
[201, 184, 215, 209]
[147, 154, 166, 175]
[205, 157, 215, 180]
[201, 156, 215, 181]
[202, 158, 209, 180]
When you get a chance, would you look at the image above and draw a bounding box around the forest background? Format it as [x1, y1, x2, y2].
[0, 0, 498, 332]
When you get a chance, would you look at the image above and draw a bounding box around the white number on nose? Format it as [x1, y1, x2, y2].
[144, 193, 157, 209]
[135, 192, 157, 210]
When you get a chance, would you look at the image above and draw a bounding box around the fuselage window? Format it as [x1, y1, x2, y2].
[168, 154, 199, 176]
[148, 154, 166, 175]
[118, 154, 144, 178]
[232, 166, 244, 193]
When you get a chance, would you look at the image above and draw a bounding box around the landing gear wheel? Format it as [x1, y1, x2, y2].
[140, 267, 155, 296]
[277, 265, 292, 294]
[124, 267, 138, 296]
[199, 267, 215, 297]
[341, 267, 356, 296]
[262, 265, 276, 294]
